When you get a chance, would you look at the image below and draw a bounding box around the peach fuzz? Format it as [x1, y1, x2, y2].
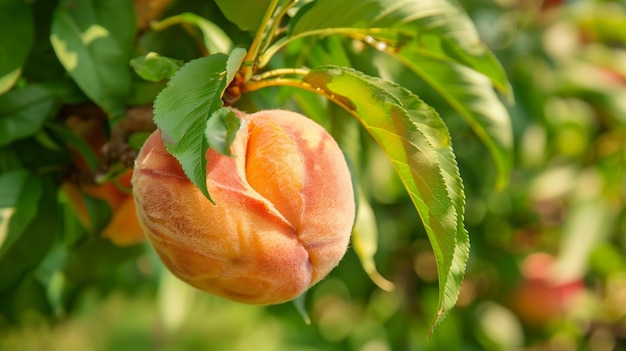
[132, 109, 355, 304]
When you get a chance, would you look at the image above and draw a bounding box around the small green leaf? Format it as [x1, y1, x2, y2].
[50, 0, 135, 119]
[226, 48, 247, 83]
[205, 107, 241, 156]
[0, 85, 56, 147]
[215, 0, 274, 32]
[153, 49, 246, 201]
[304, 66, 468, 332]
[0, 0, 34, 95]
[130, 52, 183, 82]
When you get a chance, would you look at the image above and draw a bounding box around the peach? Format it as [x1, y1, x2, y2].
[132, 109, 355, 304]
[511, 253, 584, 326]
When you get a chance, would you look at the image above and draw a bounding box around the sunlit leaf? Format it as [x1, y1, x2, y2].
[50, 0, 135, 120]
[304, 66, 468, 332]
[289, 0, 510, 95]
[372, 76, 469, 332]
[285, 0, 513, 187]
[153, 48, 246, 200]
[394, 48, 513, 189]
[0, 0, 34, 95]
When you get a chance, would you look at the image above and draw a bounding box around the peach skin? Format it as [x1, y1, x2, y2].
[132, 109, 355, 304]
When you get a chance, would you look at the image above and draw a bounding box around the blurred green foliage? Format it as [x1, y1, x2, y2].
[1, 0, 625, 350]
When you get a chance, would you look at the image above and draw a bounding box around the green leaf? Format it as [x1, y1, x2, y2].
[0, 85, 56, 147]
[284, 0, 513, 187]
[226, 48, 247, 83]
[289, 0, 510, 95]
[0, 170, 28, 250]
[35, 245, 68, 318]
[0, 172, 42, 259]
[352, 188, 394, 292]
[153, 49, 246, 200]
[151, 13, 233, 54]
[215, 0, 274, 31]
[0, 176, 60, 295]
[372, 77, 469, 333]
[0, 0, 34, 95]
[304, 66, 468, 332]
[205, 107, 241, 156]
[50, 0, 135, 120]
[130, 52, 183, 82]
[395, 53, 513, 189]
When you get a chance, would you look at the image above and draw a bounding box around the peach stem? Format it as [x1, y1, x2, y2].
[240, 0, 281, 80]
[244, 76, 355, 114]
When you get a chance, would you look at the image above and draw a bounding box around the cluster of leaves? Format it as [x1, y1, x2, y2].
[0, 0, 512, 333]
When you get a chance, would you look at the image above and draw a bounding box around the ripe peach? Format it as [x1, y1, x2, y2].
[132, 109, 355, 304]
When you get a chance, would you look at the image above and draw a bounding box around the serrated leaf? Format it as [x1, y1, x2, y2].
[205, 107, 241, 156]
[130, 52, 183, 82]
[215, 0, 274, 32]
[396, 53, 513, 189]
[371, 76, 470, 333]
[153, 49, 246, 200]
[289, 0, 510, 96]
[0, 85, 56, 147]
[304, 66, 468, 332]
[50, 0, 135, 120]
[0, 0, 34, 95]
[226, 47, 247, 83]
